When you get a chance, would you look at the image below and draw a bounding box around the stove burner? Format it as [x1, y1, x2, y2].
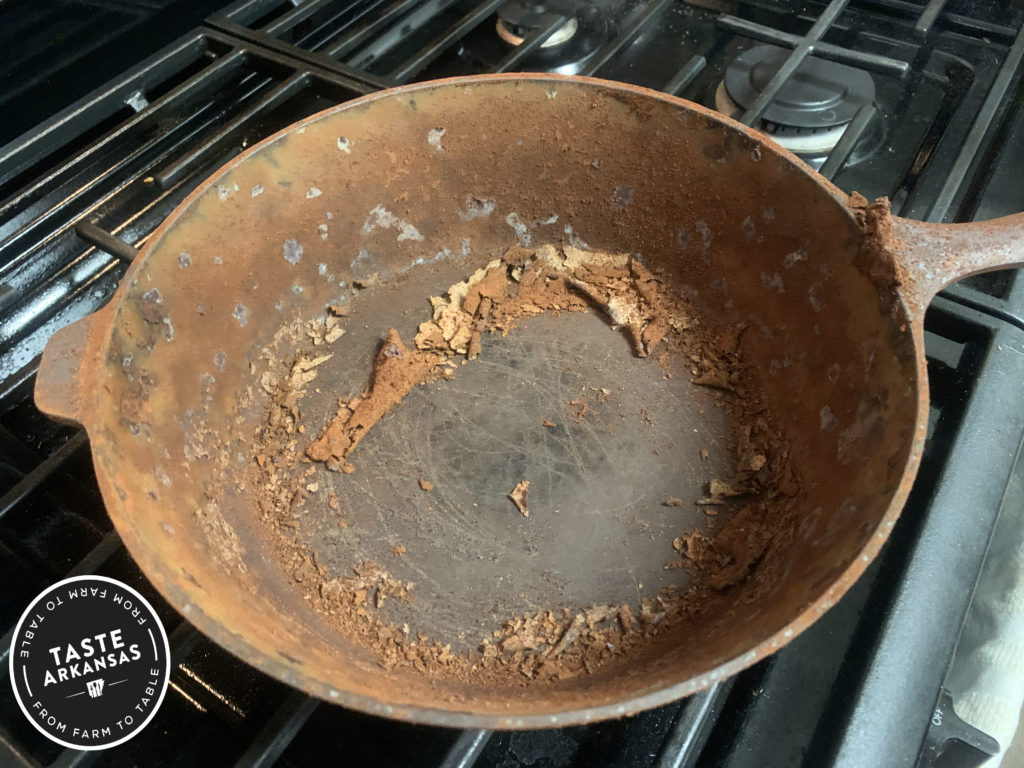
[493, 1, 609, 75]
[715, 45, 876, 156]
[496, 1, 579, 48]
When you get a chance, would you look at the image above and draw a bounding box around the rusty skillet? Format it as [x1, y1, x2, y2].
[34, 75, 1024, 728]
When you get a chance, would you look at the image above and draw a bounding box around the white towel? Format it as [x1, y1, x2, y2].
[946, 469, 1024, 766]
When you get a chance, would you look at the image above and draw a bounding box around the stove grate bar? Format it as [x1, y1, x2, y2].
[75, 222, 140, 264]
[653, 683, 729, 768]
[320, 0, 435, 60]
[49, 745, 99, 768]
[0, 432, 89, 521]
[0, 422, 44, 473]
[0, 44, 248, 217]
[212, 0, 699, 97]
[155, 71, 309, 188]
[1, 26, 374, 242]
[820, 103, 877, 180]
[439, 728, 492, 768]
[663, 55, 707, 96]
[914, 0, 949, 37]
[579, 0, 675, 78]
[489, 14, 567, 73]
[262, 0, 351, 35]
[212, 0, 386, 51]
[860, 0, 1018, 42]
[204, 18, 394, 90]
[214, 0, 303, 26]
[167, 621, 204, 666]
[66, 530, 123, 578]
[344, 0, 463, 71]
[231, 690, 319, 768]
[210, 0, 464, 84]
[388, 0, 505, 82]
[715, 14, 909, 77]
[0, 33, 221, 191]
[925, 19, 1024, 222]
[0, 729, 41, 768]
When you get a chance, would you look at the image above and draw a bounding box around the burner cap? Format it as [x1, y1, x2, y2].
[496, 1, 580, 48]
[714, 82, 852, 155]
[723, 45, 875, 131]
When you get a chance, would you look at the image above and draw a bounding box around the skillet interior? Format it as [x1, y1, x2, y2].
[78, 75, 919, 726]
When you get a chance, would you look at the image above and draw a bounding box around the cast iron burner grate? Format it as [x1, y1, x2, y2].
[714, 44, 876, 156]
[1, 1, 1023, 766]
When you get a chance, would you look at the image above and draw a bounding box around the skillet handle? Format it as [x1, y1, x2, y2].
[889, 211, 1024, 316]
[34, 304, 112, 425]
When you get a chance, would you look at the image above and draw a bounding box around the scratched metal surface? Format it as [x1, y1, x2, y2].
[300, 308, 732, 650]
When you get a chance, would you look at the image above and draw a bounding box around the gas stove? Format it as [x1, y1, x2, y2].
[1, 1, 1023, 766]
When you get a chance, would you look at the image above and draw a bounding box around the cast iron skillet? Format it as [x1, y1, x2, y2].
[35, 75, 1024, 728]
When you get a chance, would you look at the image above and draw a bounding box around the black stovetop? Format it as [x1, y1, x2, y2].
[1, 1, 1024, 767]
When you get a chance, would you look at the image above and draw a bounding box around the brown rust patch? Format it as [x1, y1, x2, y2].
[849, 193, 909, 308]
